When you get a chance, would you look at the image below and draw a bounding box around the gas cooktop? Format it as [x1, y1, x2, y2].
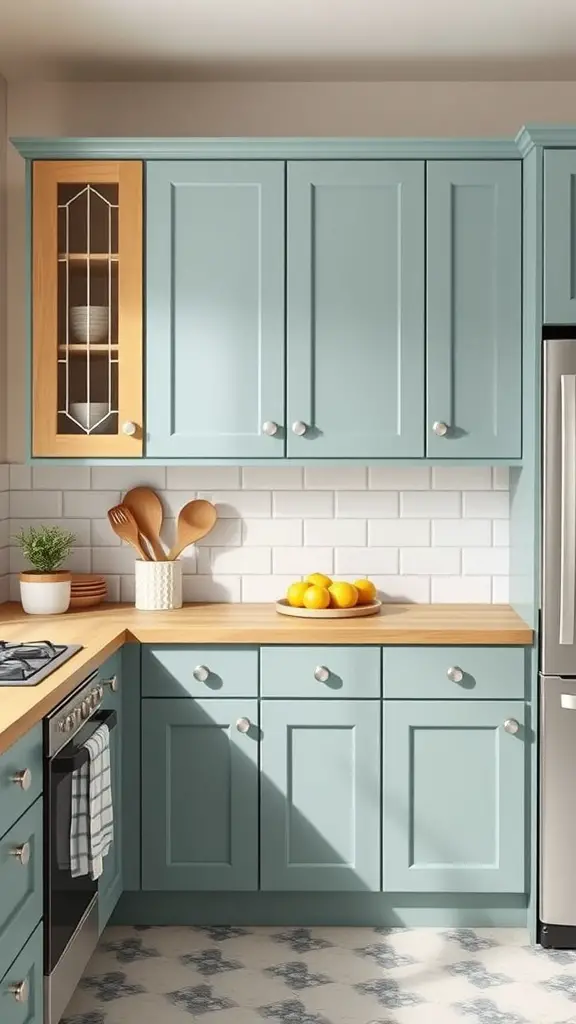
[0, 641, 82, 685]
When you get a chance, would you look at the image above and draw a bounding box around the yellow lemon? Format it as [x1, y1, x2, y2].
[328, 581, 359, 609]
[354, 578, 377, 605]
[306, 572, 333, 589]
[303, 584, 331, 610]
[286, 582, 310, 608]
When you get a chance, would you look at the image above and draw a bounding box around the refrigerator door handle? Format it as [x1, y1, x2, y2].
[561, 693, 576, 710]
[560, 374, 576, 646]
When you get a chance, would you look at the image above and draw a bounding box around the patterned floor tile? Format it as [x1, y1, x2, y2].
[62, 925, 576, 1024]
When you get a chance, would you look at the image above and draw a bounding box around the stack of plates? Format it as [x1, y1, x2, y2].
[70, 574, 107, 609]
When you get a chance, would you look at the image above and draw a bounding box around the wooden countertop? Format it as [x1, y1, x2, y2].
[0, 602, 532, 755]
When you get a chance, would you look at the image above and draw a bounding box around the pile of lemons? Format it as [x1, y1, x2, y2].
[286, 573, 377, 610]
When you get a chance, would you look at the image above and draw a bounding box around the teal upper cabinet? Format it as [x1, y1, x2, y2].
[146, 161, 285, 458]
[141, 698, 258, 890]
[287, 161, 425, 457]
[261, 700, 381, 891]
[544, 150, 576, 323]
[383, 700, 526, 894]
[426, 161, 522, 459]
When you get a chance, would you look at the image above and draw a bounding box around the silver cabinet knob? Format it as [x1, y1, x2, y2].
[8, 978, 29, 1003]
[103, 676, 118, 692]
[262, 421, 279, 436]
[11, 769, 32, 791]
[314, 665, 330, 683]
[446, 666, 463, 683]
[122, 421, 137, 436]
[10, 842, 30, 866]
[236, 717, 251, 734]
[193, 665, 210, 682]
[504, 718, 520, 735]
[292, 421, 307, 436]
[433, 421, 449, 437]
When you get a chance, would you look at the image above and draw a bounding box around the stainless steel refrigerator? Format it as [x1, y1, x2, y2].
[541, 337, 576, 947]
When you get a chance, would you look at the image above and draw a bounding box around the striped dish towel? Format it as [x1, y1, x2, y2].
[70, 723, 114, 880]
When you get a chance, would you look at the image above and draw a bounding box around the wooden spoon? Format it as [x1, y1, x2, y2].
[167, 499, 217, 561]
[123, 486, 166, 561]
[107, 504, 150, 561]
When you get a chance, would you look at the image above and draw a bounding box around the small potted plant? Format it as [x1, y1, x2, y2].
[15, 525, 76, 615]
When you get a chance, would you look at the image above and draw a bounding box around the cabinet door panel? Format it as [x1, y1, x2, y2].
[146, 161, 285, 458]
[261, 700, 380, 891]
[0, 923, 43, 1024]
[383, 700, 525, 893]
[287, 161, 425, 457]
[142, 699, 258, 890]
[544, 150, 576, 323]
[427, 161, 521, 458]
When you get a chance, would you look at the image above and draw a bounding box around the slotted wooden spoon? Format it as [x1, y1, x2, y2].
[107, 504, 150, 561]
[123, 486, 166, 561]
[167, 499, 217, 561]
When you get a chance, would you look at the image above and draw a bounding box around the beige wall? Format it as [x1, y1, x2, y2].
[6, 78, 576, 461]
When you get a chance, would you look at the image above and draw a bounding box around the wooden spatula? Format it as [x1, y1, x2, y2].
[123, 486, 166, 561]
[167, 499, 217, 561]
[107, 504, 150, 561]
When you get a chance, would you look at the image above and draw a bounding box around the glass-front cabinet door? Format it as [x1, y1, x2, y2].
[32, 161, 143, 456]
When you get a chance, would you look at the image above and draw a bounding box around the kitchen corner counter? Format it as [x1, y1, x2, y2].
[0, 602, 533, 754]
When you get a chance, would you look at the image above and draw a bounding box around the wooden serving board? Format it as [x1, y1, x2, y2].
[275, 599, 382, 619]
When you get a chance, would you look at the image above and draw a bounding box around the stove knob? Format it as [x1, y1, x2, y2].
[90, 690, 100, 709]
[97, 684, 104, 700]
[65, 714, 74, 731]
[58, 719, 67, 732]
[81, 699, 90, 719]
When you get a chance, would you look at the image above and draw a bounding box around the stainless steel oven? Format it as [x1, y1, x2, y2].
[44, 672, 117, 1024]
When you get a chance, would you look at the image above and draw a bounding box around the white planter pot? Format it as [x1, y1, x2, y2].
[19, 572, 72, 615]
[135, 560, 182, 610]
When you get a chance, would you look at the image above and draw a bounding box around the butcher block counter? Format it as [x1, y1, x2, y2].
[0, 602, 532, 754]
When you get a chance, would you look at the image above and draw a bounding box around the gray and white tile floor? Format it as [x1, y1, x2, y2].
[62, 925, 576, 1024]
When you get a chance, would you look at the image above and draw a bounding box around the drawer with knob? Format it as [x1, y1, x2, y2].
[261, 646, 381, 698]
[0, 921, 42, 1024]
[142, 645, 259, 698]
[382, 646, 526, 700]
[0, 799, 42, 983]
[0, 725, 42, 841]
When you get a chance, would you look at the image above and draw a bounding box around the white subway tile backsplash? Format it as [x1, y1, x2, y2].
[304, 519, 366, 547]
[241, 575, 295, 602]
[273, 547, 333, 574]
[369, 519, 430, 546]
[167, 466, 240, 490]
[401, 491, 461, 518]
[463, 547, 509, 575]
[369, 467, 431, 490]
[400, 548, 461, 575]
[274, 491, 333, 518]
[243, 519, 302, 546]
[101, 575, 120, 602]
[432, 519, 491, 547]
[304, 466, 367, 490]
[33, 465, 91, 490]
[92, 466, 167, 490]
[198, 546, 271, 575]
[432, 466, 492, 490]
[1, 462, 511, 607]
[336, 491, 398, 518]
[10, 490, 62, 518]
[431, 576, 493, 602]
[335, 547, 398, 575]
[463, 490, 509, 518]
[242, 466, 303, 490]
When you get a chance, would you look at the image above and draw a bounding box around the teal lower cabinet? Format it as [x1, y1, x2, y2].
[260, 700, 381, 891]
[0, 798, 43, 983]
[0, 922, 43, 1024]
[141, 698, 259, 890]
[383, 700, 526, 893]
[98, 653, 123, 933]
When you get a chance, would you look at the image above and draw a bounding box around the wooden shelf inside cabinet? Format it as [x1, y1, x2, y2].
[58, 344, 119, 355]
[58, 253, 119, 263]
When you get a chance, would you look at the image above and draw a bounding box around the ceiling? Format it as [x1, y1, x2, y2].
[1, 0, 576, 81]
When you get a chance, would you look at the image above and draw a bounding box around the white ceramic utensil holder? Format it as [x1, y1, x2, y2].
[135, 560, 182, 611]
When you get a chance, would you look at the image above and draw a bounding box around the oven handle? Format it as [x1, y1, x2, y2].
[52, 710, 117, 773]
